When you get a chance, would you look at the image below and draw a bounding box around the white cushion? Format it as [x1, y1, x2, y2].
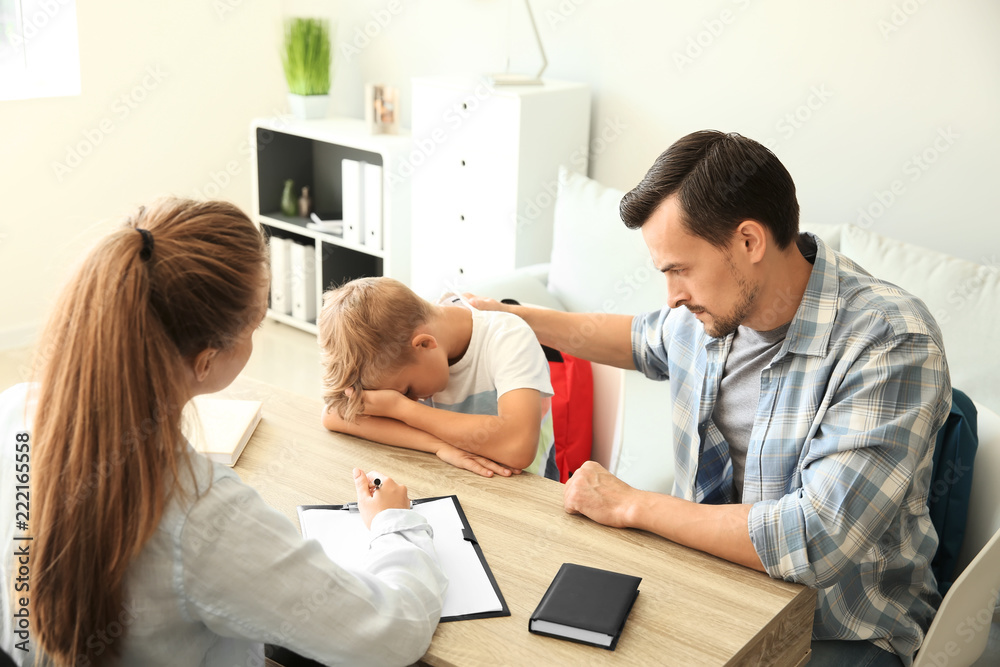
[548, 168, 668, 316]
[839, 225, 1000, 415]
[547, 168, 673, 490]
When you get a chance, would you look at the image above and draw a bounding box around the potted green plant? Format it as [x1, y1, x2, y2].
[282, 17, 332, 120]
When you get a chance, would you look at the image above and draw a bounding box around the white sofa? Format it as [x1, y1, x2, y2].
[470, 168, 1000, 560]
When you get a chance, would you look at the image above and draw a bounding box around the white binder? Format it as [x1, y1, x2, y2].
[363, 162, 383, 251]
[289, 241, 317, 322]
[341, 158, 362, 245]
[269, 237, 292, 315]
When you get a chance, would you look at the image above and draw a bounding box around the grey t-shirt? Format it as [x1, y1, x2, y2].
[713, 321, 790, 499]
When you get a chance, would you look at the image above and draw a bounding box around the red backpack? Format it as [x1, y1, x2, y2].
[544, 347, 594, 483]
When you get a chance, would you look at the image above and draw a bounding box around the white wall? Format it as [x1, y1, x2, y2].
[319, 0, 998, 265]
[0, 0, 287, 347]
[2, 0, 998, 347]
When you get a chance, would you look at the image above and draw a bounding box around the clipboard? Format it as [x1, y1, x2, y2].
[297, 495, 509, 622]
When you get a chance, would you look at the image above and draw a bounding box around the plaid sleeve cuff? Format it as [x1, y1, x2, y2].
[748, 498, 819, 587]
[631, 309, 672, 381]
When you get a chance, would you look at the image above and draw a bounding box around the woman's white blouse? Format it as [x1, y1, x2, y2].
[0, 383, 447, 666]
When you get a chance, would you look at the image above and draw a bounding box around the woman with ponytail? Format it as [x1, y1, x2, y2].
[0, 199, 446, 666]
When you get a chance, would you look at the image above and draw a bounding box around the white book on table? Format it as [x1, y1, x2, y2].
[186, 397, 263, 467]
[362, 162, 383, 251]
[289, 241, 316, 322]
[341, 158, 362, 245]
[269, 237, 292, 315]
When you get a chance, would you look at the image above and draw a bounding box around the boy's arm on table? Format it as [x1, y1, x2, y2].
[358, 387, 542, 471]
[321, 406, 517, 477]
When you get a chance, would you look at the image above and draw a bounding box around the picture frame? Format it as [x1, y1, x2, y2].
[365, 83, 400, 135]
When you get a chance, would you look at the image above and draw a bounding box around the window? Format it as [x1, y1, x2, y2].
[0, 0, 80, 101]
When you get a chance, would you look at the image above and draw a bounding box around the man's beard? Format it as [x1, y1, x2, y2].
[698, 261, 759, 338]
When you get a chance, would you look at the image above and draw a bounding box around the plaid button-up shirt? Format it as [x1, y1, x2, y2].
[631, 233, 949, 663]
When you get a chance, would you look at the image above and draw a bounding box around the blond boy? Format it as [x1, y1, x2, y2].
[319, 277, 558, 479]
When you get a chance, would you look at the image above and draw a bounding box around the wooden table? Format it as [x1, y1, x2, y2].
[226, 376, 816, 666]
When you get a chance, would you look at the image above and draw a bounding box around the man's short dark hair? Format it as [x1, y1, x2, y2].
[619, 130, 800, 250]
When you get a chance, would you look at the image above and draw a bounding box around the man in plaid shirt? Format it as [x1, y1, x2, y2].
[472, 131, 949, 666]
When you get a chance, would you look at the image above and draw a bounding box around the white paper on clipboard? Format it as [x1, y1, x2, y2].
[298, 496, 504, 620]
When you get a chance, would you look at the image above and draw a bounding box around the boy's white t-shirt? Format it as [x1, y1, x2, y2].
[424, 309, 557, 478]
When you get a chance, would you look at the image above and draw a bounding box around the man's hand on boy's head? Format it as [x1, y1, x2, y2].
[464, 294, 509, 312]
[435, 443, 521, 478]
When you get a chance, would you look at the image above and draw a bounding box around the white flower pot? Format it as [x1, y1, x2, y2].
[288, 94, 330, 120]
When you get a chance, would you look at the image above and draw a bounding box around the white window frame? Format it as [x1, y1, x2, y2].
[0, 0, 80, 101]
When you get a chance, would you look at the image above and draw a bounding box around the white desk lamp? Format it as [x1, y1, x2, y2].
[489, 0, 547, 86]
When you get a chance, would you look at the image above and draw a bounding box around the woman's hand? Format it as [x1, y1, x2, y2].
[435, 443, 521, 478]
[353, 468, 410, 529]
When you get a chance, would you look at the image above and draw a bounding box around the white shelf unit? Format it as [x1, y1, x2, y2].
[410, 76, 591, 299]
[251, 117, 412, 334]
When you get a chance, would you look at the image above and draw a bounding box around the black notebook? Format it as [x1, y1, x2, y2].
[529, 563, 641, 650]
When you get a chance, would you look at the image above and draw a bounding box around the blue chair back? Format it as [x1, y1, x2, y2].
[928, 388, 979, 594]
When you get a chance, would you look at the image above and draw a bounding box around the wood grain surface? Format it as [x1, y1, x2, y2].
[226, 376, 815, 666]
